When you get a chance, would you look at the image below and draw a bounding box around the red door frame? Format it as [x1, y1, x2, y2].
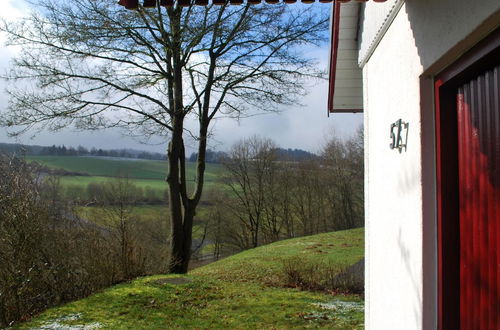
[435, 28, 500, 330]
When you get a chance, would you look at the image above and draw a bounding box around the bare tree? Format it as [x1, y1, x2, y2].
[0, 1, 328, 272]
[321, 127, 364, 230]
[222, 136, 278, 248]
[275, 161, 295, 238]
[100, 177, 145, 279]
[288, 159, 325, 235]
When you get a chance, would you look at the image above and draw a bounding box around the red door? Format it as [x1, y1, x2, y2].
[456, 64, 499, 329]
[436, 29, 500, 330]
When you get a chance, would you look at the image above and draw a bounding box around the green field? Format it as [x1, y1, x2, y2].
[27, 156, 226, 195]
[77, 205, 169, 222]
[28, 155, 224, 180]
[18, 228, 364, 329]
[76, 205, 208, 240]
[60, 175, 167, 190]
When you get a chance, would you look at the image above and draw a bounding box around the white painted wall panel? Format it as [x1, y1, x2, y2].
[364, 7, 423, 328]
[359, 0, 401, 65]
[404, 0, 500, 71]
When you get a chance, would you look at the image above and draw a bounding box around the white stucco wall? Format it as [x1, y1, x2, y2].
[364, 7, 424, 328]
[362, 0, 499, 329]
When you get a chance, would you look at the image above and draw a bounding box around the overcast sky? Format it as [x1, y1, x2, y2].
[0, 0, 362, 155]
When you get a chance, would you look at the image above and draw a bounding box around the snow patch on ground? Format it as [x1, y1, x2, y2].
[298, 299, 364, 325]
[35, 314, 101, 330]
[313, 300, 364, 312]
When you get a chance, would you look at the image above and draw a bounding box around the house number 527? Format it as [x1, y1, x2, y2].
[389, 119, 409, 152]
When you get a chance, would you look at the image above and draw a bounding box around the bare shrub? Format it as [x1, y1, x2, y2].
[84, 177, 169, 279]
[0, 154, 127, 327]
[133, 216, 169, 275]
[100, 177, 146, 279]
[324, 259, 364, 294]
[281, 258, 324, 290]
[280, 257, 364, 295]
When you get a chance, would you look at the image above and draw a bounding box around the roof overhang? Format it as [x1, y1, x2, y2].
[328, 0, 363, 114]
[118, 0, 386, 9]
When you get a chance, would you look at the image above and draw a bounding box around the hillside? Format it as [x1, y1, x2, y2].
[17, 228, 364, 329]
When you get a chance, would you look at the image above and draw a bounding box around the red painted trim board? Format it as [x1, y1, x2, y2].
[327, 1, 341, 115]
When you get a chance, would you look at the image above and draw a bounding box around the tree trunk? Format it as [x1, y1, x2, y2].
[166, 7, 193, 274]
[167, 110, 208, 273]
[167, 114, 188, 273]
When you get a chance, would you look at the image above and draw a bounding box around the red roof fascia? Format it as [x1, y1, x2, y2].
[327, 0, 340, 115]
[118, 0, 386, 9]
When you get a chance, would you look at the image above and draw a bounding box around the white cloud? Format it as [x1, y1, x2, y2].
[0, 0, 28, 41]
[0, 0, 26, 20]
[0, 0, 28, 77]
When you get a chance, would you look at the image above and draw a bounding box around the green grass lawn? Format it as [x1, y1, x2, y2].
[17, 228, 364, 329]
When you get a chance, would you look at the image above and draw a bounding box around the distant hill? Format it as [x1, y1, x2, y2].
[0, 142, 46, 155]
[0, 142, 166, 161]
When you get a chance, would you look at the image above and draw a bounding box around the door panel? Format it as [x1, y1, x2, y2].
[457, 64, 499, 330]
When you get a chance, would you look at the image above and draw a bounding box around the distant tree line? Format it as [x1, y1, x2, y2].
[1, 142, 317, 164]
[0, 142, 166, 160]
[188, 147, 317, 164]
[188, 149, 229, 163]
[273, 148, 318, 161]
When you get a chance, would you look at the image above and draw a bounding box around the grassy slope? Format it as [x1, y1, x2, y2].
[18, 228, 364, 329]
